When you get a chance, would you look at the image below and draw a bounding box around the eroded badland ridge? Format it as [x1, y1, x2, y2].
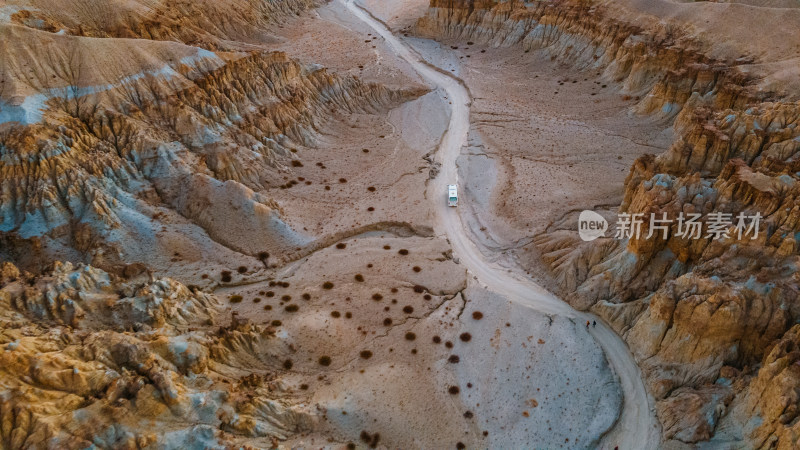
[416, 0, 800, 447]
[1, 0, 800, 448]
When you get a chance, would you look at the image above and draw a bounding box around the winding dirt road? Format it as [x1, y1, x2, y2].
[342, 0, 661, 447]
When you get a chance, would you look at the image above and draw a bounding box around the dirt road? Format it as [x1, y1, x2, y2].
[341, 0, 661, 447]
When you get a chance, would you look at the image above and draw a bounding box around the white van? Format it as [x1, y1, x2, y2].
[448, 184, 458, 207]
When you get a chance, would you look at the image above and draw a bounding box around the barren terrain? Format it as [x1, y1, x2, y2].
[2, 0, 800, 448]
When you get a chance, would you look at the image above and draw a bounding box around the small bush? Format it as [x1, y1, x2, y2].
[253, 297, 262, 303]
[302, 293, 311, 300]
[432, 336, 441, 344]
[271, 320, 282, 326]
[282, 295, 292, 301]
[383, 318, 392, 326]
[345, 312, 353, 319]
[459, 333, 472, 342]
[405, 332, 416, 341]
[264, 305, 272, 310]
[283, 359, 293, 370]
[319, 356, 332, 366]
[229, 295, 243, 303]
[323, 281, 334, 290]
[237, 266, 248, 274]
[336, 243, 347, 249]
[372, 293, 383, 301]
[221, 271, 232, 283]
[413, 285, 425, 293]
[291, 160, 303, 167]
[258, 252, 269, 260]
[448, 386, 460, 395]
[331, 311, 341, 318]
[472, 311, 484, 320]
[285, 304, 299, 313]
[412, 266, 421, 272]
[266, 291, 275, 297]
[398, 249, 409, 255]
[354, 274, 365, 282]
[360, 350, 373, 359]
[448, 355, 460, 363]
[403, 306, 414, 314]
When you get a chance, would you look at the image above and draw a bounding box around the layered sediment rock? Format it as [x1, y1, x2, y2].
[1, 5, 419, 271]
[417, 0, 800, 446]
[0, 261, 313, 449]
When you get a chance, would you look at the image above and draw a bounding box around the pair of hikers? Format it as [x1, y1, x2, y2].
[586, 320, 596, 328]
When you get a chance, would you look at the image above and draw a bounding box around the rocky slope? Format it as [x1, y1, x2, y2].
[415, 0, 800, 447]
[0, 0, 422, 277]
[0, 260, 314, 449]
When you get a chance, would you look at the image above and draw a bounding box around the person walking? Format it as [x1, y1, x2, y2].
[592, 320, 596, 327]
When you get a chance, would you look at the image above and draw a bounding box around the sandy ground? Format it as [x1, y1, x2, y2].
[212, 0, 631, 447]
[404, 40, 673, 291]
[217, 234, 620, 448]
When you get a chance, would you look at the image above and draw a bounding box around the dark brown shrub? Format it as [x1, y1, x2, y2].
[448, 386, 460, 395]
[383, 318, 392, 326]
[323, 281, 334, 289]
[283, 359, 293, 370]
[221, 271, 232, 283]
[229, 295, 243, 303]
[405, 332, 416, 341]
[412, 266, 421, 272]
[237, 266, 248, 274]
[253, 297, 261, 303]
[331, 311, 341, 318]
[319, 356, 332, 366]
[432, 336, 441, 344]
[403, 306, 414, 314]
[460, 333, 472, 342]
[398, 249, 408, 255]
[271, 320, 282, 326]
[285, 304, 299, 312]
[336, 243, 346, 249]
[448, 355, 460, 363]
[372, 293, 383, 301]
[472, 311, 483, 320]
[354, 274, 365, 282]
[360, 350, 373, 359]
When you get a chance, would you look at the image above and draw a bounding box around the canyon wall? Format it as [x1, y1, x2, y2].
[0, 0, 420, 274]
[416, 0, 800, 447]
